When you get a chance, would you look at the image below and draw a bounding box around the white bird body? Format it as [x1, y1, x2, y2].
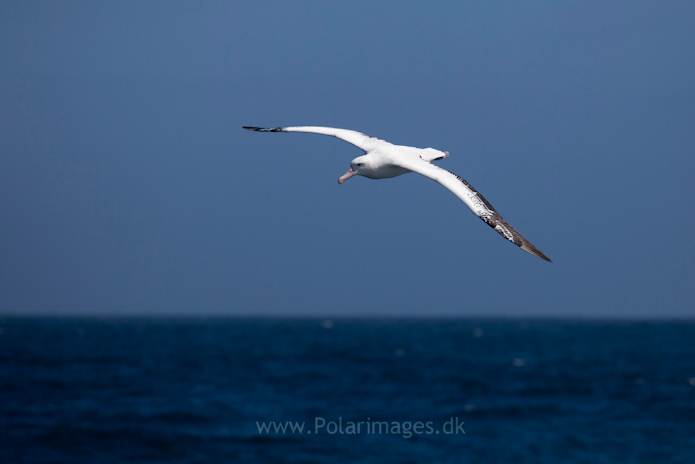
[243, 125, 551, 262]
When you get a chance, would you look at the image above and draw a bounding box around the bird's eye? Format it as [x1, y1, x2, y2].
[357, 163, 363, 167]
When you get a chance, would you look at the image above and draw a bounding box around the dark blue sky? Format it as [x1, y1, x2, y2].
[1, 1, 693, 317]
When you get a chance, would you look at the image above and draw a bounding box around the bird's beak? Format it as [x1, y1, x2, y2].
[338, 166, 355, 184]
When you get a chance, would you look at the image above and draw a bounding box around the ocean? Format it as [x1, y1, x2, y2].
[1, 317, 694, 463]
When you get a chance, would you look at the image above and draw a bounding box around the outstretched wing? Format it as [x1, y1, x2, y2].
[400, 158, 552, 262]
[243, 126, 386, 153]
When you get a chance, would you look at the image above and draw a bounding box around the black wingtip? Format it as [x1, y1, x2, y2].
[242, 126, 284, 132]
[520, 243, 552, 263]
[535, 249, 553, 263]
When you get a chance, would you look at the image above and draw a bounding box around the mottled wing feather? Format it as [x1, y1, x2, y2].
[449, 172, 552, 262]
[399, 158, 552, 262]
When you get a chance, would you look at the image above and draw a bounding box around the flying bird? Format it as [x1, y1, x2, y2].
[243, 126, 551, 262]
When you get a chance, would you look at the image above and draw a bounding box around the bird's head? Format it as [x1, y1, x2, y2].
[338, 155, 373, 184]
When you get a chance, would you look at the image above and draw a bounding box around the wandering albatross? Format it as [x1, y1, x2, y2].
[243, 126, 551, 262]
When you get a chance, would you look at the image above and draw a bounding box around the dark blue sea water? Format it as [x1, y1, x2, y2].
[1, 318, 694, 463]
